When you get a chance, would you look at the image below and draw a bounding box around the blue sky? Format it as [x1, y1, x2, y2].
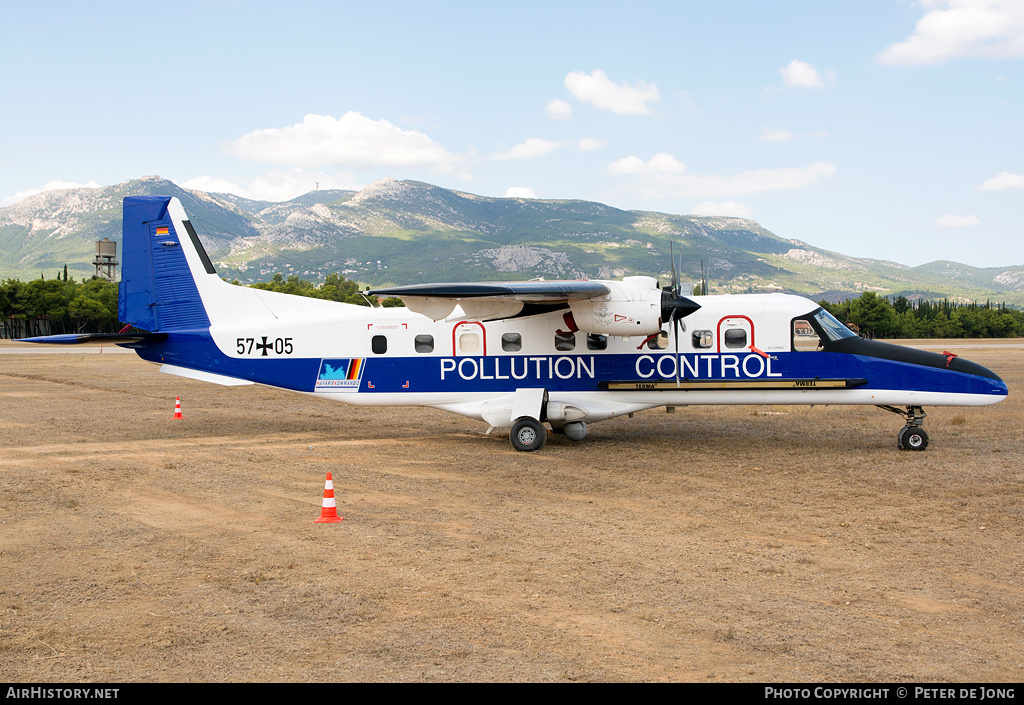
[2, 0, 1022, 268]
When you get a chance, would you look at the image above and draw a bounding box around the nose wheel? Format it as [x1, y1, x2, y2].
[879, 405, 929, 451]
[897, 425, 929, 451]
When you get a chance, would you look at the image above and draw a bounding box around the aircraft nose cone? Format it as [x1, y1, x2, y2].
[949, 356, 1003, 383]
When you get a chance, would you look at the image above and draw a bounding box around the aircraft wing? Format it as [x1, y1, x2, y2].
[370, 281, 611, 302]
[369, 281, 611, 321]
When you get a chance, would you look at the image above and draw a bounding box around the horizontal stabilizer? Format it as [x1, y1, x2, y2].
[18, 333, 168, 346]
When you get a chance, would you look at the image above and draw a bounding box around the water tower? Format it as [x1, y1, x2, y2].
[94, 238, 119, 280]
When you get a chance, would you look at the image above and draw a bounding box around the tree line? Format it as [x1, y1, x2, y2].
[1, 273, 120, 338]
[241, 272, 402, 307]
[819, 292, 1024, 339]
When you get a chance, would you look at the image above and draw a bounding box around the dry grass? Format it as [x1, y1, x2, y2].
[0, 340, 1021, 682]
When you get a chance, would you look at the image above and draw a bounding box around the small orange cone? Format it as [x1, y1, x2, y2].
[172, 397, 184, 419]
[314, 472, 344, 523]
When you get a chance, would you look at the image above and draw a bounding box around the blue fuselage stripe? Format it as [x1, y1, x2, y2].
[131, 331, 1008, 398]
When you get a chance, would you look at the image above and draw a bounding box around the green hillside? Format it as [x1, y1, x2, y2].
[3, 176, 1023, 307]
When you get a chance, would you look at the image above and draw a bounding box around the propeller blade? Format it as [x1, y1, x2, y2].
[670, 242, 679, 296]
[675, 244, 682, 295]
[671, 308, 681, 387]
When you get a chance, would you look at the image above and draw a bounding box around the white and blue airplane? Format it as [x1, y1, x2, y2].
[24, 196, 1008, 451]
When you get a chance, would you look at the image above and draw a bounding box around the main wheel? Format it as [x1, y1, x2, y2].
[898, 426, 929, 451]
[510, 417, 547, 452]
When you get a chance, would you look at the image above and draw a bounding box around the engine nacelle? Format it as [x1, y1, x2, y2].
[568, 277, 663, 336]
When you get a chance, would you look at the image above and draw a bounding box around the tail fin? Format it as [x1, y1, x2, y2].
[119, 195, 353, 337]
[119, 196, 214, 332]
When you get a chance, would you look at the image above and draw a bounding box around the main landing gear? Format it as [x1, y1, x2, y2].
[878, 405, 929, 451]
[509, 419, 588, 452]
[510, 417, 547, 452]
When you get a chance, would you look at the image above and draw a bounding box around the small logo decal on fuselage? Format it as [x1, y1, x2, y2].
[315, 358, 364, 392]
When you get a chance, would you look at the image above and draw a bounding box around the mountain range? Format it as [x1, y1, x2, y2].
[3, 175, 1023, 306]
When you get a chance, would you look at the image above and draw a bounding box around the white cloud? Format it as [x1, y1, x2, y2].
[564, 69, 661, 115]
[878, 0, 1024, 64]
[607, 153, 685, 175]
[935, 214, 981, 227]
[183, 169, 361, 202]
[778, 60, 834, 89]
[229, 112, 465, 172]
[692, 201, 754, 218]
[758, 128, 795, 142]
[609, 159, 836, 198]
[492, 138, 565, 161]
[758, 128, 828, 142]
[491, 137, 604, 161]
[1, 180, 100, 207]
[545, 99, 573, 120]
[676, 162, 836, 196]
[976, 171, 1024, 190]
[505, 187, 536, 199]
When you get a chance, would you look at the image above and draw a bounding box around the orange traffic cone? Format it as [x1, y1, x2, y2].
[314, 472, 344, 523]
[172, 397, 184, 419]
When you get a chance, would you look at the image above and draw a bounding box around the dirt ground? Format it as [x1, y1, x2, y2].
[0, 339, 1021, 683]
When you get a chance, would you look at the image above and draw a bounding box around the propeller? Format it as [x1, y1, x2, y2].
[661, 242, 701, 386]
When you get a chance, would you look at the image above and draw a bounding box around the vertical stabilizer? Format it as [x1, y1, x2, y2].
[119, 196, 212, 332]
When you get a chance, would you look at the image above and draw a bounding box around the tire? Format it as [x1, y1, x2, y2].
[510, 417, 547, 452]
[898, 426, 929, 451]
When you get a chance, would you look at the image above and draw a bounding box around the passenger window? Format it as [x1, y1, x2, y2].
[692, 330, 713, 349]
[792, 319, 821, 351]
[587, 333, 607, 351]
[501, 333, 522, 352]
[371, 335, 387, 355]
[414, 334, 434, 353]
[554, 332, 575, 351]
[648, 331, 669, 350]
[724, 328, 747, 349]
[459, 333, 480, 354]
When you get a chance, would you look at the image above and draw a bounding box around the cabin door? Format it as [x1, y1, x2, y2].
[717, 315, 754, 353]
[452, 321, 487, 356]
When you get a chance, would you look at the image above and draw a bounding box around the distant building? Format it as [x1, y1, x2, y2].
[94, 238, 119, 280]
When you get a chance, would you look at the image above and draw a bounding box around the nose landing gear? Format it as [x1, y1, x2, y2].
[878, 405, 929, 451]
[897, 424, 929, 451]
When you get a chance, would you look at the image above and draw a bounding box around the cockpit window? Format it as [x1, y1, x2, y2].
[792, 319, 820, 351]
[793, 308, 857, 351]
[813, 308, 858, 342]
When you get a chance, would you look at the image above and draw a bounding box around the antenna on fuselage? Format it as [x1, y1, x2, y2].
[360, 288, 378, 308]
